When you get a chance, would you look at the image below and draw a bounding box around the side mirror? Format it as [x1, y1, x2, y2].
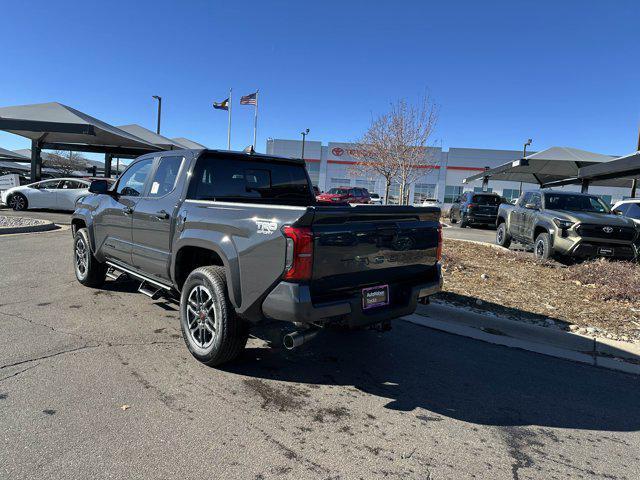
[524, 203, 538, 210]
[89, 179, 109, 194]
[612, 210, 622, 215]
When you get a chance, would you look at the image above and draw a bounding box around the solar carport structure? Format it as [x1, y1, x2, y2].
[0, 103, 164, 181]
[543, 151, 640, 197]
[463, 146, 614, 192]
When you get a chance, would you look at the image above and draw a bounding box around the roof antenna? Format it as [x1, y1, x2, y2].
[243, 145, 255, 154]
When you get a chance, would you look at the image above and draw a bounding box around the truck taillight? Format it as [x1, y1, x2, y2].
[283, 226, 314, 281]
[437, 224, 443, 262]
[467, 203, 476, 210]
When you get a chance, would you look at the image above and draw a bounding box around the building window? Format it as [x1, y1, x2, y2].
[330, 177, 351, 189]
[473, 186, 493, 193]
[305, 161, 320, 186]
[502, 188, 520, 202]
[444, 185, 463, 203]
[413, 183, 436, 204]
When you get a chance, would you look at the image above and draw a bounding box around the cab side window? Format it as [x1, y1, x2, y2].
[149, 156, 183, 197]
[519, 192, 533, 207]
[530, 193, 542, 209]
[117, 159, 153, 197]
[625, 203, 640, 220]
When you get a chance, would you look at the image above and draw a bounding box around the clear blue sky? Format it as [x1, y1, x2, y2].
[1, 0, 639, 157]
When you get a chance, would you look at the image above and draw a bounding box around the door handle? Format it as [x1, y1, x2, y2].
[122, 206, 133, 215]
[155, 210, 169, 220]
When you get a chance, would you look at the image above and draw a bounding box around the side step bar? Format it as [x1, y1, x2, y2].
[105, 267, 122, 281]
[138, 281, 163, 300]
[104, 261, 173, 291]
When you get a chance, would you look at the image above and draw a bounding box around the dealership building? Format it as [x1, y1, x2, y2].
[266, 138, 630, 206]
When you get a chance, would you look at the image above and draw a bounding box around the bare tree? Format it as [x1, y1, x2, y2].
[45, 150, 88, 176]
[349, 95, 439, 204]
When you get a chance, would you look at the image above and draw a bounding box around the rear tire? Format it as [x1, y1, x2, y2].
[74, 228, 107, 287]
[496, 223, 512, 248]
[10, 193, 28, 211]
[449, 211, 457, 224]
[460, 213, 469, 228]
[180, 266, 248, 366]
[534, 232, 553, 261]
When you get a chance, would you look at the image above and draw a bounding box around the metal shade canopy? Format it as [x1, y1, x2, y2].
[117, 124, 187, 150]
[0, 146, 29, 161]
[171, 137, 206, 149]
[463, 147, 615, 186]
[0, 102, 160, 154]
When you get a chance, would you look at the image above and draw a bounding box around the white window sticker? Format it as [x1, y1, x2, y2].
[150, 182, 160, 195]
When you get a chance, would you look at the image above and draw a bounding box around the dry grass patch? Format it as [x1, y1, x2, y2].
[439, 239, 640, 341]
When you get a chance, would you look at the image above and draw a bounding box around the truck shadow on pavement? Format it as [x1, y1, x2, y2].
[224, 321, 640, 432]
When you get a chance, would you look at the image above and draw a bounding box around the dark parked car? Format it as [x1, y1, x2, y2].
[71, 149, 443, 366]
[316, 186, 371, 204]
[497, 190, 638, 261]
[449, 192, 503, 228]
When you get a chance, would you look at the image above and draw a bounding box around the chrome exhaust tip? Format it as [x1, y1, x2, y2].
[283, 329, 318, 350]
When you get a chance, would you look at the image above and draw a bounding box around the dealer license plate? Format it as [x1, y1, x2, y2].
[598, 247, 614, 256]
[362, 285, 389, 310]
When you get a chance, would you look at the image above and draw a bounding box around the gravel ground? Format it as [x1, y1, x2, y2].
[439, 239, 640, 342]
[0, 215, 49, 227]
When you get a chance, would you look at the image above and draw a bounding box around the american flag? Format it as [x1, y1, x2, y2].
[240, 92, 257, 105]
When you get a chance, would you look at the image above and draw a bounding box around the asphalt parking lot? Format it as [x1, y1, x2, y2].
[2, 215, 640, 479]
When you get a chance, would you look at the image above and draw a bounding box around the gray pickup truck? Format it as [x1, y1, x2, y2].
[496, 190, 638, 261]
[71, 149, 442, 366]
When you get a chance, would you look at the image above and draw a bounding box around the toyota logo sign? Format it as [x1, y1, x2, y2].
[602, 226, 614, 234]
[332, 147, 344, 157]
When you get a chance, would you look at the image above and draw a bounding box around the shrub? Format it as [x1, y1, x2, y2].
[563, 259, 640, 302]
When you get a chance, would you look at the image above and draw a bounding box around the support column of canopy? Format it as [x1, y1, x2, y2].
[104, 153, 113, 178]
[30, 139, 42, 182]
[580, 178, 590, 193]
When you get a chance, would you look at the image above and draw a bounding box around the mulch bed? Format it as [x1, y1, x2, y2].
[437, 239, 640, 342]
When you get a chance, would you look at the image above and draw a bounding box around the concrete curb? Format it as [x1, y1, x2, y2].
[403, 301, 640, 375]
[0, 220, 59, 235]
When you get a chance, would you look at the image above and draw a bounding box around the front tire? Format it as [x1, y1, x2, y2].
[180, 266, 248, 366]
[460, 213, 469, 228]
[9, 193, 28, 211]
[496, 223, 512, 248]
[449, 210, 458, 224]
[74, 228, 107, 287]
[534, 232, 553, 261]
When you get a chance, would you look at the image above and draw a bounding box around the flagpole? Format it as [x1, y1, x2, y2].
[253, 90, 259, 150]
[227, 88, 232, 150]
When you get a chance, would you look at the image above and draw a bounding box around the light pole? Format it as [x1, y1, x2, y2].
[520, 138, 532, 195]
[152, 95, 162, 134]
[300, 128, 310, 160]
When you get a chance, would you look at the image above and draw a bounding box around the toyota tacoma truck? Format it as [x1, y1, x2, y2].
[71, 149, 442, 366]
[496, 190, 638, 261]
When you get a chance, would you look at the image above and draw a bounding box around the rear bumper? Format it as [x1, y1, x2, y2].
[466, 213, 497, 224]
[261, 265, 443, 328]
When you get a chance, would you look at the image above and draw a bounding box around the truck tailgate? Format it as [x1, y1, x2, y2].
[296, 205, 441, 304]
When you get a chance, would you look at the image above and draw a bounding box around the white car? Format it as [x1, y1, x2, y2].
[612, 199, 640, 225]
[421, 198, 442, 208]
[369, 192, 383, 205]
[1, 178, 92, 211]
